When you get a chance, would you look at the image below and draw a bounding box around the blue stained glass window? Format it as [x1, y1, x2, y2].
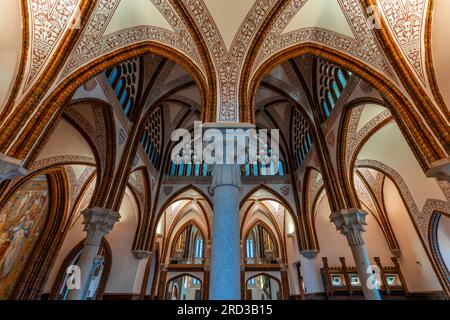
[115, 79, 123, 96]
[195, 239, 203, 258]
[307, 132, 312, 147]
[124, 100, 133, 116]
[194, 163, 201, 176]
[253, 163, 259, 176]
[108, 68, 119, 85]
[186, 163, 192, 176]
[178, 163, 185, 176]
[202, 164, 208, 176]
[170, 163, 177, 176]
[245, 164, 251, 176]
[323, 100, 331, 118]
[327, 91, 335, 109]
[246, 239, 255, 258]
[332, 81, 341, 99]
[278, 161, 285, 176]
[338, 69, 347, 88]
[269, 161, 275, 176]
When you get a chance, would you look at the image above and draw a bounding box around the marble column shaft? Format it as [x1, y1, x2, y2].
[67, 207, 120, 300]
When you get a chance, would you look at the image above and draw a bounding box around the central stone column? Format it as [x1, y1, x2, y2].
[330, 209, 381, 300]
[205, 122, 255, 300]
[209, 163, 241, 300]
[67, 207, 120, 300]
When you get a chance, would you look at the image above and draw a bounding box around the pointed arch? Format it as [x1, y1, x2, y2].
[247, 43, 445, 171]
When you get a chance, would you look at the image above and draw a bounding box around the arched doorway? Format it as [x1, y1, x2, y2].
[51, 239, 112, 300]
[246, 274, 281, 301]
[165, 274, 202, 300]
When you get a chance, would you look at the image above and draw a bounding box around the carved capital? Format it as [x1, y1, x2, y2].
[330, 209, 368, 246]
[300, 250, 319, 260]
[82, 207, 121, 246]
[0, 154, 28, 182]
[132, 250, 152, 260]
[212, 164, 241, 189]
[426, 157, 450, 182]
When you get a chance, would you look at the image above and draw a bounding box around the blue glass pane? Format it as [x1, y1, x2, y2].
[170, 163, 176, 176]
[186, 163, 192, 176]
[245, 164, 251, 176]
[338, 69, 347, 88]
[178, 163, 185, 176]
[332, 81, 341, 99]
[323, 100, 331, 118]
[124, 100, 133, 117]
[253, 163, 259, 176]
[307, 132, 312, 147]
[194, 163, 201, 176]
[115, 79, 123, 96]
[278, 161, 285, 176]
[108, 68, 119, 86]
[270, 161, 275, 175]
[327, 91, 335, 109]
[202, 164, 208, 176]
[120, 91, 128, 106]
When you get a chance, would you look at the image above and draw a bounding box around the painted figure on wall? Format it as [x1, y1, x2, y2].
[0, 175, 50, 299]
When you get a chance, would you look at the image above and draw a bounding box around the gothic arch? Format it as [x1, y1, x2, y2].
[164, 273, 202, 300]
[428, 210, 450, 295]
[356, 159, 450, 296]
[247, 43, 446, 169]
[1, 41, 210, 162]
[0, 167, 69, 299]
[49, 238, 112, 300]
[242, 219, 283, 263]
[165, 220, 207, 265]
[337, 99, 394, 208]
[150, 185, 213, 251]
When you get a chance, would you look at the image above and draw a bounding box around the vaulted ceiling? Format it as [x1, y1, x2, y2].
[0, 0, 448, 123]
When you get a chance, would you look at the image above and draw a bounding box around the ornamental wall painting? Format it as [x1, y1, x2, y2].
[0, 175, 50, 299]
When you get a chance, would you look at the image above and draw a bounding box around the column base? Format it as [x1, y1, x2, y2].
[426, 157, 450, 182]
[0, 154, 28, 182]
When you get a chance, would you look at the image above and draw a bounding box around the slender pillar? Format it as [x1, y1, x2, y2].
[67, 207, 120, 300]
[209, 164, 241, 300]
[330, 209, 381, 300]
[0, 154, 27, 182]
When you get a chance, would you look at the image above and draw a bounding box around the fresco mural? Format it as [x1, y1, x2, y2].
[0, 175, 50, 299]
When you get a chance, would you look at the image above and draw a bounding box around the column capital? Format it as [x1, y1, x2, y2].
[132, 250, 152, 260]
[330, 209, 368, 246]
[212, 164, 241, 189]
[300, 250, 319, 260]
[82, 207, 121, 246]
[0, 154, 28, 182]
[426, 157, 450, 182]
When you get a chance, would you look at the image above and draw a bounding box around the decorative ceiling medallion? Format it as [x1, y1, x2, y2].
[25, 0, 81, 91]
[378, 0, 427, 82]
[253, 0, 393, 79]
[58, 0, 203, 83]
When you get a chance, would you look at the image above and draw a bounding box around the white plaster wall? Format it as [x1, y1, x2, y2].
[0, 0, 22, 110]
[358, 123, 446, 211]
[36, 119, 95, 161]
[105, 189, 140, 294]
[383, 178, 442, 292]
[301, 194, 393, 294]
